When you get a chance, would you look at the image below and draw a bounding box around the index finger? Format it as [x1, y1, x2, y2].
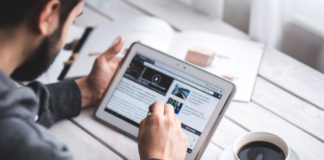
[164, 104, 175, 117]
[149, 101, 165, 116]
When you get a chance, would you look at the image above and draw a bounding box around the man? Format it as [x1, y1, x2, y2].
[0, 0, 188, 160]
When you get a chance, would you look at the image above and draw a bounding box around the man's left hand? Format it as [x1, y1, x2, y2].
[75, 37, 125, 107]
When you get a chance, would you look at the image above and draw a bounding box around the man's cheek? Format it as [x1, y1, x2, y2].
[56, 39, 64, 52]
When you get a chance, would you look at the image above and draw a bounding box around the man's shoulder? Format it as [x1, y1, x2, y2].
[0, 117, 73, 160]
[0, 70, 17, 89]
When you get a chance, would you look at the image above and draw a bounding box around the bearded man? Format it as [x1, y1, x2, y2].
[0, 0, 188, 159]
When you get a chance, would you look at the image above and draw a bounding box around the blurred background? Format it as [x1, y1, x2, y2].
[46, 1, 324, 159]
[177, 0, 324, 73]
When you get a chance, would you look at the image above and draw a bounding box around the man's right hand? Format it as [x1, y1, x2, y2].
[138, 101, 188, 160]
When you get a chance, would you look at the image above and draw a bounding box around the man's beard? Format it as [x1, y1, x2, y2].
[11, 27, 62, 82]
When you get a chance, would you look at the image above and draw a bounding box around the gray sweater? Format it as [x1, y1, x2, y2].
[0, 70, 81, 160]
[0, 70, 162, 160]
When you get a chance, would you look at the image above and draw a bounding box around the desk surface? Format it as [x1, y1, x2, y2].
[50, 0, 324, 159]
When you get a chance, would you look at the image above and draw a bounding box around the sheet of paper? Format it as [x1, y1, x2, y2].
[36, 25, 86, 84]
[168, 31, 265, 102]
[66, 17, 174, 79]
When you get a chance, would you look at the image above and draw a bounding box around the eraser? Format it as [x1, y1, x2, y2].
[185, 46, 216, 67]
[223, 74, 235, 81]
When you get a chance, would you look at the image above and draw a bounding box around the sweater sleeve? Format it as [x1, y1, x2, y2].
[0, 71, 74, 160]
[27, 80, 82, 128]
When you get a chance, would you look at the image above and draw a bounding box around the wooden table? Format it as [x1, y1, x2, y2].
[50, 0, 324, 159]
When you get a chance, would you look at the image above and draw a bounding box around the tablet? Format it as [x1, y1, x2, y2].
[95, 43, 236, 159]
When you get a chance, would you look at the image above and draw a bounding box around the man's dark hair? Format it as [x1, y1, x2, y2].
[6, 0, 82, 81]
[0, 0, 81, 28]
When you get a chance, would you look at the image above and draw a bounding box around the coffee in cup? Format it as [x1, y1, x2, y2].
[233, 131, 290, 160]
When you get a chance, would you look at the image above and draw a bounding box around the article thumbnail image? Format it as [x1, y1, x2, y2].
[171, 84, 190, 100]
[167, 98, 183, 114]
[125, 55, 146, 80]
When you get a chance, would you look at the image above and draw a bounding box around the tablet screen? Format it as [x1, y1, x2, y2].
[105, 53, 224, 153]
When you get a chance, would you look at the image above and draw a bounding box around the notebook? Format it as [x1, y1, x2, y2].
[64, 17, 264, 102]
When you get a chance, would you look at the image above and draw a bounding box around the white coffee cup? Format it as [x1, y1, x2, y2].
[233, 131, 290, 160]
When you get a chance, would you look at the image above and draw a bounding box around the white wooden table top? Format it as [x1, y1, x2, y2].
[50, 0, 324, 159]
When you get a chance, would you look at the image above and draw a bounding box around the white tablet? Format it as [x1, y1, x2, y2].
[95, 43, 236, 159]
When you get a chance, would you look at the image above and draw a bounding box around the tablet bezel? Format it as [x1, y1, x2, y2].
[95, 42, 236, 160]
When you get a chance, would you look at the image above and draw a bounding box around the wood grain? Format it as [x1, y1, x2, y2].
[226, 101, 324, 160]
[200, 143, 223, 160]
[73, 107, 141, 160]
[253, 77, 324, 142]
[211, 118, 248, 149]
[259, 48, 324, 110]
[50, 120, 122, 160]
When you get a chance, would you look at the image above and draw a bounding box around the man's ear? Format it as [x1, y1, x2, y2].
[37, 0, 61, 36]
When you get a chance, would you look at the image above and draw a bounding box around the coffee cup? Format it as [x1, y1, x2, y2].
[233, 131, 290, 160]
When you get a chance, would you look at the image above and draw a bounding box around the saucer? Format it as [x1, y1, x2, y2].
[218, 144, 302, 160]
